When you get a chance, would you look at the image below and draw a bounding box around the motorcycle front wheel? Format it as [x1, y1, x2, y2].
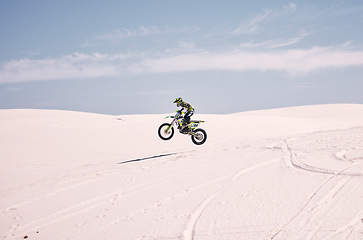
[191, 128, 207, 145]
[158, 123, 174, 140]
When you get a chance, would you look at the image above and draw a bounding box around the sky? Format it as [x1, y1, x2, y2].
[1, 0, 363, 115]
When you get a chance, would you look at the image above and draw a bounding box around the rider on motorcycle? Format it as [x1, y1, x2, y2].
[173, 97, 194, 132]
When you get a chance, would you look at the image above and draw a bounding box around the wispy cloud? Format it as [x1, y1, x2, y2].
[281, 3, 298, 14]
[82, 26, 199, 47]
[96, 26, 162, 40]
[138, 46, 363, 76]
[232, 10, 272, 35]
[240, 30, 311, 49]
[6, 87, 23, 91]
[232, 3, 297, 35]
[2, 44, 363, 83]
[0, 53, 122, 82]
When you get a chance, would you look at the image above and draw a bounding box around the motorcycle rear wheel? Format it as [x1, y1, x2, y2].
[158, 123, 174, 140]
[191, 128, 207, 145]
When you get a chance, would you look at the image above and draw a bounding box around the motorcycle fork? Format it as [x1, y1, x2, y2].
[167, 119, 176, 131]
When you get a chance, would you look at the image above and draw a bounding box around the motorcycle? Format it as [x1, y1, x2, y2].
[158, 110, 207, 145]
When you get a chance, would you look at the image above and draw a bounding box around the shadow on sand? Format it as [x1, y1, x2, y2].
[118, 153, 178, 165]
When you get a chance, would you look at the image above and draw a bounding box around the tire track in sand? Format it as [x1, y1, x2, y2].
[182, 158, 279, 240]
[2, 161, 208, 239]
[269, 140, 363, 240]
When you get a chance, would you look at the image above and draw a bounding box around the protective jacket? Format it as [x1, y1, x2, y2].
[179, 101, 194, 112]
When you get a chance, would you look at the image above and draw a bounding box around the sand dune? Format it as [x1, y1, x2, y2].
[1, 104, 363, 239]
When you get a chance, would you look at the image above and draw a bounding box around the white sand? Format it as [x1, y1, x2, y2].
[1, 104, 363, 239]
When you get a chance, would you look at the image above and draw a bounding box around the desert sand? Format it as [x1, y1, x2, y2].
[1, 104, 363, 239]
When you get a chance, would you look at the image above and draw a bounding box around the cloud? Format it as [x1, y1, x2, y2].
[6, 87, 23, 91]
[232, 10, 272, 35]
[138, 46, 363, 76]
[240, 30, 311, 49]
[1, 45, 363, 83]
[82, 26, 199, 47]
[81, 27, 162, 47]
[281, 3, 297, 14]
[176, 40, 196, 50]
[96, 26, 161, 40]
[0, 53, 122, 83]
[232, 3, 297, 35]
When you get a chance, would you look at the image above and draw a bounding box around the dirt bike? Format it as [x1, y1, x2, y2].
[158, 110, 207, 145]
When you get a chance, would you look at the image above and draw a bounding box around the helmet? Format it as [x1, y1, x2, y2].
[173, 97, 182, 103]
[173, 97, 182, 107]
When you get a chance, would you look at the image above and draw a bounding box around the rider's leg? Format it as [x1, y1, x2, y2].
[184, 109, 194, 124]
[182, 109, 194, 132]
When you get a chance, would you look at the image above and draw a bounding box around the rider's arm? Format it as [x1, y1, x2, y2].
[181, 102, 193, 111]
